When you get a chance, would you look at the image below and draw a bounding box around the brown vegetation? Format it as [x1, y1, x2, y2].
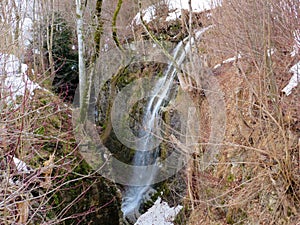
[1, 0, 299, 224]
[175, 0, 300, 224]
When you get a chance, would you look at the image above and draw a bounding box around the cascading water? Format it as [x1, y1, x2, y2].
[121, 27, 210, 222]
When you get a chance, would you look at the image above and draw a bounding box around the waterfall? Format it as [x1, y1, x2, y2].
[121, 27, 210, 223]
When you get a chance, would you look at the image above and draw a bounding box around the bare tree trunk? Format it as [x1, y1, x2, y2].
[11, 0, 20, 49]
[45, 0, 55, 79]
[77, 0, 104, 122]
[76, 0, 87, 121]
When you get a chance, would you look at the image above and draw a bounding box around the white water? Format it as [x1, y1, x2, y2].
[121, 27, 210, 223]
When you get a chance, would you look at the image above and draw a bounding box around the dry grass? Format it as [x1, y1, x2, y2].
[175, 0, 300, 224]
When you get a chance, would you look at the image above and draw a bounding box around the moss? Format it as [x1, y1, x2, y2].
[156, 70, 162, 77]
[115, 69, 137, 90]
[34, 126, 45, 135]
[226, 211, 235, 224]
[160, 110, 171, 160]
[159, 182, 171, 196]
[98, 62, 167, 163]
[174, 205, 191, 225]
[226, 208, 247, 225]
[227, 173, 235, 182]
[48, 146, 121, 224]
[93, 0, 103, 58]
[94, 59, 182, 221]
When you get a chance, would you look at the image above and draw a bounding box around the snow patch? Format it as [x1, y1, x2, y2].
[22, 17, 33, 46]
[132, 0, 221, 25]
[13, 157, 30, 173]
[133, 5, 156, 25]
[213, 53, 242, 69]
[0, 0, 36, 47]
[0, 53, 43, 102]
[282, 61, 300, 96]
[134, 197, 182, 225]
[267, 48, 276, 57]
[166, 0, 218, 21]
[291, 30, 300, 57]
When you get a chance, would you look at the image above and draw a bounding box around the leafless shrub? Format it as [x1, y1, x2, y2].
[173, 0, 300, 224]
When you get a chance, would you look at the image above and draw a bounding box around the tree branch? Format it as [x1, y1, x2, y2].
[112, 0, 124, 52]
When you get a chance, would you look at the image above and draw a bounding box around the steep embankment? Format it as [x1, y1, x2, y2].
[124, 0, 299, 224]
